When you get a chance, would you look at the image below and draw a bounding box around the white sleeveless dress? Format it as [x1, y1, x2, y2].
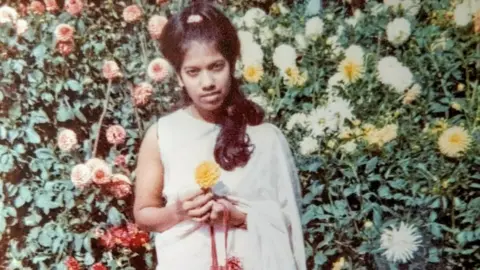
[154, 108, 307, 270]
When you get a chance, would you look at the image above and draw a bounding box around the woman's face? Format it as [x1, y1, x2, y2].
[178, 41, 232, 113]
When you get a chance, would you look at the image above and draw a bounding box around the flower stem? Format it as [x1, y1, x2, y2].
[92, 79, 112, 158]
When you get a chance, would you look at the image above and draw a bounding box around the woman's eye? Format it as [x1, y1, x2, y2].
[187, 70, 199, 76]
[213, 63, 224, 71]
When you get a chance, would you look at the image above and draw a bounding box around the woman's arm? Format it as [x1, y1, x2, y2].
[133, 123, 213, 233]
[133, 123, 183, 233]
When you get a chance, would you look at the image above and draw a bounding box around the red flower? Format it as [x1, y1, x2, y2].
[98, 230, 115, 249]
[65, 256, 81, 270]
[111, 226, 130, 247]
[130, 231, 150, 248]
[91, 262, 107, 270]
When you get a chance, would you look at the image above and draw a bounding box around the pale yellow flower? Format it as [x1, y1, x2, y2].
[364, 220, 373, 228]
[243, 64, 264, 83]
[438, 126, 471, 158]
[451, 102, 462, 111]
[431, 119, 448, 134]
[457, 83, 465, 92]
[332, 257, 345, 270]
[338, 58, 364, 84]
[284, 66, 308, 87]
[403, 84, 421, 104]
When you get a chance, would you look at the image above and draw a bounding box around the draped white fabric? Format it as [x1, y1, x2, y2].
[154, 109, 306, 270]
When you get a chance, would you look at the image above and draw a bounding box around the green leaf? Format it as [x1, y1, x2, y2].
[366, 157, 378, 173]
[108, 207, 123, 225]
[84, 252, 95, 266]
[25, 127, 41, 144]
[0, 216, 6, 234]
[30, 109, 50, 125]
[66, 80, 83, 92]
[19, 186, 33, 202]
[14, 196, 25, 208]
[56, 102, 75, 122]
[378, 185, 391, 198]
[32, 44, 47, 67]
[314, 253, 327, 265]
[38, 231, 53, 247]
[24, 211, 42, 226]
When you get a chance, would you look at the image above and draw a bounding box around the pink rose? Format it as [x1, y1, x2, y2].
[57, 40, 75, 56]
[58, 129, 77, 151]
[105, 174, 132, 199]
[147, 58, 171, 82]
[102, 60, 122, 80]
[29, 1, 45, 15]
[148, 15, 168, 39]
[123, 5, 142, 23]
[106, 125, 126, 145]
[45, 0, 59, 12]
[55, 24, 75, 42]
[71, 164, 92, 188]
[132, 82, 153, 106]
[65, 0, 83, 16]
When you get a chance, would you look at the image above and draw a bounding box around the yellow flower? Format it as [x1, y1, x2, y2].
[362, 123, 376, 135]
[327, 140, 336, 149]
[364, 124, 398, 147]
[456, 83, 465, 92]
[451, 102, 462, 111]
[352, 119, 361, 126]
[442, 180, 449, 189]
[284, 66, 308, 87]
[438, 126, 471, 158]
[364, 220, 373, 229]
[243, 64, 264, 83]
[195, 161, 221, 189]
[338, 128, 353, 140]
[332, 257, 345, 270]
[338, 58, 364, 84]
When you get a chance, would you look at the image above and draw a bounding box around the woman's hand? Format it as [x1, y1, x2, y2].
[209, 197, 247, 228]
[175, 190, 214, 223]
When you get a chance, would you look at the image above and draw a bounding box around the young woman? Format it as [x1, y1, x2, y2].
[133, 2, 306, 270]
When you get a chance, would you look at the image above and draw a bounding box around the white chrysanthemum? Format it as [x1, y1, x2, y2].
[0, 5, 18, 25]
[243, 8, 266, 29]
[70, 164, 92, 188]
[272, 44, 297, 72]
[345, 9, 363, 27]
[305, 16, 324, 40]
[299, 137, 319, 156]
[389, 65, 414, 93]
[308, 107, 337, 137]
[387, 18, 411, 46]
[248, 94, 273, 113]
[326, 97, 355, 129]
[295, 34, 308, 50]
[241, 41, 264, 66]
[340, 141, 357, 153]
[238, 30, 255, 47]
[344, 45, 364, 63]
[377, 56, 414, 93]
[286, 113, 308, 131]
[380, 222, 422, 263]
[454, 1, 473, 26]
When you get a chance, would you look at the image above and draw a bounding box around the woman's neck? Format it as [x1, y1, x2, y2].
[188, 105, 223, 124]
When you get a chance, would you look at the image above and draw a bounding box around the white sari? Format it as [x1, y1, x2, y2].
[154, 108, 306, 270]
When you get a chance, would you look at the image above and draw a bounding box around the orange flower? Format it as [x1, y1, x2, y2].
[123, 5, 143, 23]
[195, 161, 221, 189]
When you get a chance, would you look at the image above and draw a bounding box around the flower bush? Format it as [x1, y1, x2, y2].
[0, 0, 479, 269]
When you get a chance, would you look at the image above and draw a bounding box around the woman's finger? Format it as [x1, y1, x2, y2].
[188, 200, 213, 217]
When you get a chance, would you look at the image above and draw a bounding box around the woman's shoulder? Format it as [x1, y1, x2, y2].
[156, 108, 184, 127]
[248, 122, 287, 144]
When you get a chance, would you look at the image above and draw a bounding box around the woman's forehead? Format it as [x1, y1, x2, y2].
[182, 41, 226, 68]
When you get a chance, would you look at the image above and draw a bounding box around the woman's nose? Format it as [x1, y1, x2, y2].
[200, 71, 215, 90]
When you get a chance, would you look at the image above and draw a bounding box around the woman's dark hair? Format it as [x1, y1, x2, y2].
[159, 1, 265, 171]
